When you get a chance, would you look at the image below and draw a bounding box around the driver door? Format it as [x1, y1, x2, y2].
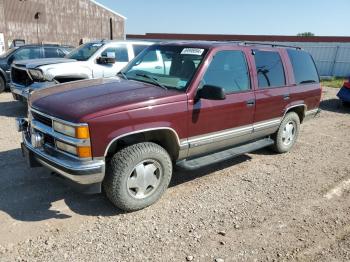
[187, 49, 255, 157]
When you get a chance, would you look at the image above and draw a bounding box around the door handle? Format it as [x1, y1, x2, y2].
[246, 99, 255, 107]
[155, 66, 162, 69]
[283, 94, 290, 100]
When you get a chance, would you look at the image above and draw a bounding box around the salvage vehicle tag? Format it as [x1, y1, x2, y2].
[181, 48, 204, 56]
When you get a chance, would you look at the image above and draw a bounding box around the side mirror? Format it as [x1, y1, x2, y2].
[97, 53, 116, 65]
[197, 85, 226, 100]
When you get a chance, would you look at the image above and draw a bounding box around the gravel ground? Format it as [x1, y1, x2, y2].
[0, 87, 349, 261]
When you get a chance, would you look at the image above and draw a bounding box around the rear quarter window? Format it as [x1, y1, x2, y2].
[287, 49, 320, 84]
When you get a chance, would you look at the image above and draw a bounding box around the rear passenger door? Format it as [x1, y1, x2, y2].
[187, 49, 255, 157]
[252, 49, 290, 136]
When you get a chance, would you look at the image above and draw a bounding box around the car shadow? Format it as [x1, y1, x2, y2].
[0, 100, 27, 118]
[319, 98, 350, 114]
[0, 148, 251, 222]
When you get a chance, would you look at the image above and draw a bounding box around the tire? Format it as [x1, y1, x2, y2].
[271, 112, 300, 153]
[103, 142, 173, 211]
[0, 76, 5, 93]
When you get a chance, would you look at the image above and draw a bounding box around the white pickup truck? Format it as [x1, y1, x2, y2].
[10, 40, 154, 101]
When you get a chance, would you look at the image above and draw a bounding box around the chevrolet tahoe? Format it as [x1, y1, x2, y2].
[17, 41, 321, 211]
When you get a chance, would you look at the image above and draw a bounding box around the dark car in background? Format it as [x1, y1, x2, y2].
[337, 77, 350, 106]
[0, 44, 73, 93]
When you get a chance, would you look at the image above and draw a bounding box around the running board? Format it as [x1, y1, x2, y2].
[176, 138, 274, 170]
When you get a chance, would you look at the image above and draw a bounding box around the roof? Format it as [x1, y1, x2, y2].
[127, 33, 350, 43]
[155, 41, 302, 51]
[89, 0, 126, 20]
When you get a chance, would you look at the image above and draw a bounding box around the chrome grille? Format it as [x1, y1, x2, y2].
[11, 67, 33, 86]
[32, 111, 53, 127]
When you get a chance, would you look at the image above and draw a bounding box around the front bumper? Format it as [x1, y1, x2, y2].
[10, 82, 30, 101]
[19, 119, 105, 194]
[10, 81, 56, 102]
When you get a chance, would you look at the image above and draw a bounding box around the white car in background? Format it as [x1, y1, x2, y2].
[10, 40, 154, 101]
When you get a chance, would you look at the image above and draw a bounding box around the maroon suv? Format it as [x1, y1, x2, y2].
[17, 41, 321, 211]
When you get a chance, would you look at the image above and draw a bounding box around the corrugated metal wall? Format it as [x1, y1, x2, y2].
[0, 0, 125, 48]
[273, 42, 350, 77]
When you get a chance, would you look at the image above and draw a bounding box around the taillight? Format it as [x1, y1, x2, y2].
[343, 77, 350, 89]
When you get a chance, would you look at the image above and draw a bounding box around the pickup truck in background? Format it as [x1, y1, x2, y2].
[17, 41, 321, 211]
[0, 44, 72, 93]
[10, 40, 153, 102]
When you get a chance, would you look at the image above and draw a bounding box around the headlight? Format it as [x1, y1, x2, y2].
[28, 69, 45, 81]
[56, 141, 92, 158]
[53, 121, 90, 139]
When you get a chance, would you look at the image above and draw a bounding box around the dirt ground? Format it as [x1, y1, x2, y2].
[0, 87, 349, 262]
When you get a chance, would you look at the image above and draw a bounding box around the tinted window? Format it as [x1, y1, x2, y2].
[203, 50, 250, 94]
[133, 45, 149, 57]
[101, 45, 129, 62]
[13, 47, 42, 61]
[287, 49, 319, 84]
[44, 47, 63, 58]
[254, 50, 285, 88]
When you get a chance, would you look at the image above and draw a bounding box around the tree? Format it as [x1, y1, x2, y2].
[297, 32, 315, 37]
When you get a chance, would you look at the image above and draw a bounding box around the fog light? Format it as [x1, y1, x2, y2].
[31, 132, 44, 148]
[77, 146, 92, 158]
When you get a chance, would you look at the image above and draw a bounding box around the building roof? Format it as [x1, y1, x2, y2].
[90, 0, 126, 20]
[127, 33, 350, 43]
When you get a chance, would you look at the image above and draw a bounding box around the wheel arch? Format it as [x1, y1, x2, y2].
[284, 104, 306, 123]
[104, 128, 182, 161]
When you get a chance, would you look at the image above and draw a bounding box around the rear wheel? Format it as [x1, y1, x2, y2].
[271, 112, 300, 153]
[103, 142, 172, 211]
[0, 76, 5, 93]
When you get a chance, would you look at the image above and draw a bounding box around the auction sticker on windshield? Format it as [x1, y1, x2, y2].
[181, 48, 204, 56]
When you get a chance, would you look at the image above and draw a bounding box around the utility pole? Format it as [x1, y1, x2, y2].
[34, 12, 41, 44]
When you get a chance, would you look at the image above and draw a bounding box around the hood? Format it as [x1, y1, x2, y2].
[30, 77, 186, 123]
[13, 58, 77, 69]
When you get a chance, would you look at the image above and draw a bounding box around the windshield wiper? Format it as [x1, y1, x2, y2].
[136, 73, 167, 90]
[117, 71, 128, 80]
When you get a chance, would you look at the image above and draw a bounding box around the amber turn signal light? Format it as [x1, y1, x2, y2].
[76, 126, 90, 139]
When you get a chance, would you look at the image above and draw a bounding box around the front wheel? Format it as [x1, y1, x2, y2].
[103, 142, 173, 211]
[271, 112, 300, 153]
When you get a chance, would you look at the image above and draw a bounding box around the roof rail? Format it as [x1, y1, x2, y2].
[242, 41, 302, 50]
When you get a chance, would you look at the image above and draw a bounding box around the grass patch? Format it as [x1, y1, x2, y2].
[321, 77, 347, 88]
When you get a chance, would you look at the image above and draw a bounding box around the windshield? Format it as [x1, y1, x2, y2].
[65, 42, 104, 61]
[0, 48, 17, 59]
[121, 45, 207, 91]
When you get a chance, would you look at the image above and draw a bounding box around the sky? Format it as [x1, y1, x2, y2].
[97, 0, 349, 36]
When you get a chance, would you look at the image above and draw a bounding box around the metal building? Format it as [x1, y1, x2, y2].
[0, 0, 126, 53]
[128, 33, 350, 77]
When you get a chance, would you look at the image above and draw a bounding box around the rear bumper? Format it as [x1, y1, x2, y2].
[19, 119, 105, 194]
